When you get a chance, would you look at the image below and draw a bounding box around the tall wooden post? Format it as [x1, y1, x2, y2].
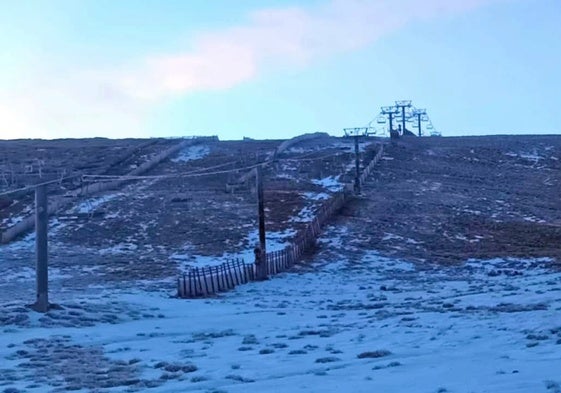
[33, 184, 49, 312]
[354, 135, 361, 194]
[256, 166, 268, 280]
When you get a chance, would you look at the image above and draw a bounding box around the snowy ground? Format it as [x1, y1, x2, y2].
[171, 145, 210, 163]
[311, 176, 343, 192]
[1, 224, 560, 393]
[170, 229, 297, 270]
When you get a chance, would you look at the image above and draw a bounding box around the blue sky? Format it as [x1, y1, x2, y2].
[0, 0, 559, 140]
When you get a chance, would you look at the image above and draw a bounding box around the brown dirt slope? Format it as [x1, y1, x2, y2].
[340, 135, 561, 264]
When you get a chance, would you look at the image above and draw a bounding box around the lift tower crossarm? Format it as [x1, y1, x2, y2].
[343, 127, 370, 137]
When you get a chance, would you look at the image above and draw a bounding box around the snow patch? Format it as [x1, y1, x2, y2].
[506, 150, 544, 163]
[74, 193, 121, 214]
[312, 176, 343, 192]
[172, 229, 297, 270]
[290, 206, 314, 223]
[171, 145, 210, 163]
[303, 192, 330, 201]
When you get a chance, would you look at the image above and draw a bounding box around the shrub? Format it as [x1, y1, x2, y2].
[357, 350, 391, 359]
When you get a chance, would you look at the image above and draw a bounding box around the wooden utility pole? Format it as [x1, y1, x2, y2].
[255, 166, 268, 280]
[33, 184, 49, 312]
[353, 135, 361, 194]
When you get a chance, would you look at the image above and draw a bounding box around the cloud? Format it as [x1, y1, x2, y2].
[0, 0, 502, 138]
[104, 0, 501, 100]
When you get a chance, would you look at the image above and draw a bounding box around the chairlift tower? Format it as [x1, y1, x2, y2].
[343, 127, 369, 194]
[395, 100, 412, 134]
[411, 108, 428, 137]
[380, 106, 400, 135]
[372, 100, 441, 137]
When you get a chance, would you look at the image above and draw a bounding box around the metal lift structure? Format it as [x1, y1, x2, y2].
[368, 100, 441, 137]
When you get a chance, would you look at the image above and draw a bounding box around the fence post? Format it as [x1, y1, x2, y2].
[204, 267, 211, 295]
[209, 267, 216, 294]
[231, 261, 240, 285]
[246, 264, 251, 282]
[188, 270, 193, 297]
[237, 260, 246, 283]
[189, 271, 193, 298]
[221, 264, 230, 289]
[195, 268, 202, 296]
[220, 264, 225, 289]
[215, 266, 221, 291]
[227, 263, 235, 288]
[236, 260, 244, 283]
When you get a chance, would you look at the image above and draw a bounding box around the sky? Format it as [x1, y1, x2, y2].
[0, 0, 560, 140]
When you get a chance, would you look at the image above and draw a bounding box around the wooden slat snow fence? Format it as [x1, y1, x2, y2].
[178, 143, 385, 298]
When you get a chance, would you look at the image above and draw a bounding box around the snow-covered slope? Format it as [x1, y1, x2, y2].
[1, 224, 559, 392]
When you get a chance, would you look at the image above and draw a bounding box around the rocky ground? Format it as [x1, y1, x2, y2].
[341, 135, 561, 265]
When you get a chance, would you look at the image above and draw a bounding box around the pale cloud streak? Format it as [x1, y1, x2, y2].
[110, 0, 501, 100]
[1, 0, 503, 138]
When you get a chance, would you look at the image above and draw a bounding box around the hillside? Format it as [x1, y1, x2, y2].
[339, 135, 561, 264]
[0, 134, 560, 393]
[1, 134, 560, 288]
[1, 134, 364, 289]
